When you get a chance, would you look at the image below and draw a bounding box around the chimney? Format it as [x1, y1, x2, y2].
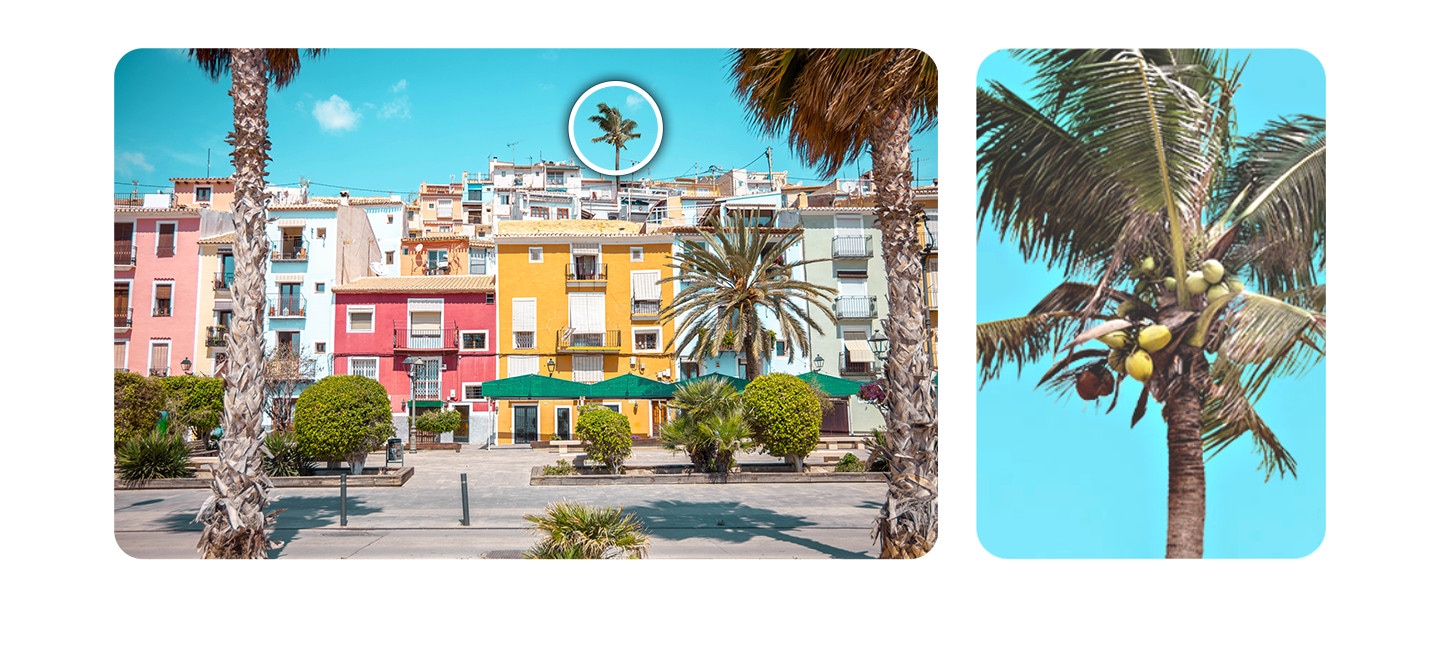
[339, 190, 350, 206]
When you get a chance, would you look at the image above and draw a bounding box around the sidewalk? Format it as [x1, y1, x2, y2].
[114, 445, 891, 559]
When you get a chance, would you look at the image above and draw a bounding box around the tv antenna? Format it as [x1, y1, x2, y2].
[506, 140, 521, 161]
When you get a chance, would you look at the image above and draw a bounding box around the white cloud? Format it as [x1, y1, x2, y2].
[391, 79, 407, 93]
[379, 79, 412, 120]
[625, 93, 643, 109]
[117, 151, 154, 174]
[312, 95, 361, 132]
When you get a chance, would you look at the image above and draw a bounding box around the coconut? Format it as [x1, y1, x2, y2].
[1116, 301, 1134, 318]
[1125, 350, 1154, 382]
[1226, 278, 1244, 294]
[1137, 324, 1172, 352]
[1206, 283, 1231, 303]
[1076, 370, 1103, 400]
[1098, 331, 1131, 349]
[1185, 272, 1209, 295]
[1107, 349, 1126, 372]
[1139, 256, 1156, 274]
[1096, 368, 1115, 396]
[1201, 259, 1225, 284]
[1163, 276, 1176, 291]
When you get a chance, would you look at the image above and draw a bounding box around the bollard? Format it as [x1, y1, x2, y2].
[460, 473, 470, 526]
[340, 473, 348, 527]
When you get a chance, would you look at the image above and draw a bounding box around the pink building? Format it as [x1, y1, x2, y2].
[331, 275, 498, 444]
[114, 200, 203, 377]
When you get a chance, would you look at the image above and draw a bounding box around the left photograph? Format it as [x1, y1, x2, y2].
[113, 48, 939, 559]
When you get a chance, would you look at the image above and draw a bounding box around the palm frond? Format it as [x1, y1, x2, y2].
[1202, 368, 1298, 481]
[977, 311, 1082, 388]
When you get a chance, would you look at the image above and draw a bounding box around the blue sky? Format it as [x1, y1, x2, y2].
[114, 49, 939, 198]
[975, 50, 1327, 558]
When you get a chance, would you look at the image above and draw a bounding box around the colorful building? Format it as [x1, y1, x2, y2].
[114, 195, 204, 377]
[491, 219, 677, 443]
[331, 274, 499, 445]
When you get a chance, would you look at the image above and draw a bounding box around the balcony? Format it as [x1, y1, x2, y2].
[566, 262, 608, 286]
[271, 237, 308, 262]
[838, 352, 877, 378]
[832, 235, 873, 258]
[557, 329, 622, 353]
[631, 299, 662, 320]
[153, 305, 174, 318]
[114, 308, 133, 330]
[393, 326, 461, 354]
[149, 368, 169, 377]
[206, 326, 228, 348]
[115, 244, 137, 269]
[834, 295, 878, 319]
[422, 262, 456, 276]
[214, 271, 234, 291]
[928, 286, 940, 310]
[267, 295, 307, 318]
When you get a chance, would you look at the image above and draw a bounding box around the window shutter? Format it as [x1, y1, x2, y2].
[570, 293, 604, 333]
[350, 310, 373, 331]
[572, 242, 600, 256]
[632, 270, 661, 301]
[150, 342, 168, 371]
[508, 355, 539, 377]
[573, 355, 603, 383]
[512, 299, 536, 331]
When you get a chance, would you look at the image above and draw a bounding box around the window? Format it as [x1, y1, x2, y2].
[633, 328, 660, 351]
[776, 339, 787, 357]
[347, 307, 374, 333]
[463, 383, 484, 400]
[512, 298, 536, 349]
[438, 199, 453, 217]
[508, 355, 539, 377]
[600, 403, 621, 413]
[469, 248, 488, 275]
[218, 253, 235, 289]
[501, 194, 511, 206]
[153, 283, 173, 317]
[408, 302, 444, 348]
[386, 251, 395, 264]
[314, 342, 327, 354]
[276, 331, 299, 354]
[485, 292, 495, 305]
[426, 249, 450, 274]
[438, 225, 452, 233]
[315, 282, 325, 293]
[573, 355, 603, 383]
[514, 332, 535, 349]
[156, 222, 177, 257]
[529, 247, 543, 263]
[630, 247, 643, 262]
[427, 202, 435, 210]
[114, 341, 128, 370]
[149, 341, 170, 376]
[315, 227, 327, 239]
[557, 207, 570, 219]
[349, 357, 379, 380]
[388, 214, 395, 224]
[546, 171, 565, 185]
[631, 270, 661, 316]
[195, 186, 212, 203]
[533, 206, 550, 219]
[462, 331, 488, 351]
[468, 189, 483, 201]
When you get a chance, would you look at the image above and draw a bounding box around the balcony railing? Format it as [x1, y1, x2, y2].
[153, 304, 174, 318]
[115, 244, 137, 267]
[566, 262, 608, 283]
[923, 219, 938, 250]
[206, 326, 228, 348]
[114, 308, 133, 329]
[838, 352, 876, 377]
[393, 326, 461, 352]
[214, 271, 234, 291]
[149, 368, 169, 377]
[267, 295, 307, 317]
[422, 262, 455, 276]
[270, 236, 308, 261]
[832, 235, 872, 258]
[631, 299, 662, 318]
[928, 286, 940, 309]
[834, 295, 878, 319]
[557, 329, 622, 352]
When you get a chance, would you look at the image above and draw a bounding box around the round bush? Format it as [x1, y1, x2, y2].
[116, 432, 194, 482]
[114, 370, 165, 448]
[415, 408, 463, 434]
[576, 407, 632, 474]
[293, 375, 394, 462]
[742, 373, 822, 469]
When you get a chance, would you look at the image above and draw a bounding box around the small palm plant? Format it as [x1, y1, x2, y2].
[660, 375, 752, 472]
[523, 502, 651, 559]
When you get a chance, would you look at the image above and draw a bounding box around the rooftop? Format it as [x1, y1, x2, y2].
[331, 275, 496, 294]
[495, 220, 643, 237]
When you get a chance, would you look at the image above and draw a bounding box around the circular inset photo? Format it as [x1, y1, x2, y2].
[568, 81, 664, 177]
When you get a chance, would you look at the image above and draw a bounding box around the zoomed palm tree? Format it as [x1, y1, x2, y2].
[660, 375, 753, 473]
[188, 48, 323, 559]
[976, 49, 1325, 558]
[523, 502, 651, 559]
[658, 214, 836, 381]
[588, 102, 641, 200]
[730, 48, 938, 558]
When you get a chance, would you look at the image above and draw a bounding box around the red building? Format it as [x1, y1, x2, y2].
[330, 275, 497, 444]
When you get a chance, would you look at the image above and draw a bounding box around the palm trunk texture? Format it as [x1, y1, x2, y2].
[870, 93, 939, 558]
[1161, 346, 1209, 558]
[195, 48, 277, 558]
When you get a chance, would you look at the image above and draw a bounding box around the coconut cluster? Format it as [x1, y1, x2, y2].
[1097, 322, 1171, 385]
[1166, 258, 1244, 305]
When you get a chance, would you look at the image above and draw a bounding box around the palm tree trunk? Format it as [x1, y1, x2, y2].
[1161, 346, 1209, 558]
[195, 48, 276, 559]
[870, 88, 938, 559]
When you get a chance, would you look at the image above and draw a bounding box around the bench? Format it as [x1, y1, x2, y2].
[548, 440, 587, 453]
[816, 436, 866, 451]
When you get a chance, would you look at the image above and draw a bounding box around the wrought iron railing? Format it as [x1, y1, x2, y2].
[153, 304, 174, 317]
[114, 308, 133, 328]
[267, 295, 307, 317]
[557, 329, 621, 351]
[566, 262, 608, 282]
[834, 295, 878, 319]
[115, 244, 137, 266]
[270, 236, 308, 261]
[392, 326, 461, 351]
[631, 299, 661, 317]
[839, 351, 876, 377]
[206, 326, 228, 348]
[832, 235, 872, 258]
[214, 270, 234, 291]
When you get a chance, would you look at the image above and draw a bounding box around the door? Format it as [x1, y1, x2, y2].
[452, 404, 470, 443]
[115, 223, 134, 264]
[651, 401, 666, 438]
[837, 277, 867, 318]
[821, 398, 851, 435]
[555, 406, 572, 441]
[835, 215, 864, 256]
[279, 283, 302, 315]
[513, 405, 538, 444]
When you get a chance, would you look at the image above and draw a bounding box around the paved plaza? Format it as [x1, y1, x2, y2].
[113, 445, 892, 559]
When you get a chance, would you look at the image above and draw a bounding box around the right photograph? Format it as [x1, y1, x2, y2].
[975, 49, 1326, 559]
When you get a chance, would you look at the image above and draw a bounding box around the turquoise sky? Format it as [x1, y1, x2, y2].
[113, 49, 939, 198]
[976, 50, 1327, 558]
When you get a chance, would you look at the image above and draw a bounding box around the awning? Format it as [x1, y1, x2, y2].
[586, 373, 675, 399]
[479, 373, 591, 399]
[671, 373, 749, 394]
[273, 273, 305, 284]
[274, 218, 307, 227]
[405, 400, 444, 408]
[795, 372, 865, 397]
[843, 339, 875, 363]
[213, 299, 233, 312]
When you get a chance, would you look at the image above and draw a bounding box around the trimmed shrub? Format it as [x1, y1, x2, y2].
[834, 453, 865, 473]
[293, 375, 394, 463]
[263, 431, 315, 477]
[542, 459, 579, 476]
[158, 374, 225, 436]
[116, 432, 194, 482]
[576, 407, 632, 474]
[742, 373, 822, 471]
[523, 501, 650, 559]
[415, 409, 463, 436]
[114, 371, 165, 448]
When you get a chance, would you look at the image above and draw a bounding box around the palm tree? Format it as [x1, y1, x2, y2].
[588, 102, 641, 203]
[658, 214, 837, 380]
[659, 375, 752, 472]
[975, 49, 1325, 558]
[523, 501, 651, 559]
[188, 48, 324, 559]
[730, 48, 938, 558]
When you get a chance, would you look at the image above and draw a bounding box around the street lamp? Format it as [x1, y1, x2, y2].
[812, 353, 825, 374]
[869, 327, 889, 365]
[546, 358, 556, 376]
[180, 357, 193, 375]
[402, 356, 420, 451]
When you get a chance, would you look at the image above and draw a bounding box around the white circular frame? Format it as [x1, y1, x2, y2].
[567, 81, 664, 177]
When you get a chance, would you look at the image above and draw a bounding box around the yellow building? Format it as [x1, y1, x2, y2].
[491, 220, 677, 443]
